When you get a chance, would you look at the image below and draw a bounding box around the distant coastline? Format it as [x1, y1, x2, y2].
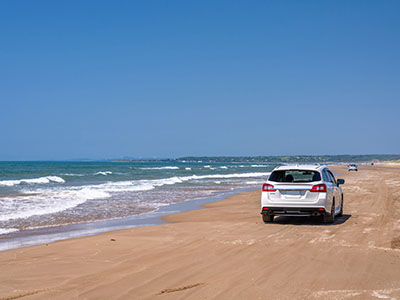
[111, 154, 400, 164]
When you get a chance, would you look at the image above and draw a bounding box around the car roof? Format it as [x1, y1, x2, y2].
[272, 164, 327, 171]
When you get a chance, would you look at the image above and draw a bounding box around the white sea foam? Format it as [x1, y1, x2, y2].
[246, 181, 262, 184]
[0, 177, 184, 221]
[102, 172, 270, 189]
[204, 165, 211, 168]
[0, 176, 65, 187]
[140, 166, 179, 170]
[0, 228, 19, 235]
[179, 172, 270, 181]
[185, 167, 192, 170]
[62, 173, 85, 177]
[94, 171, 113, 175]
[97, 176, 184, 193]
[0, 187, 110, 222]
[251, 165, 269, 167]
[220, 166, 228, 169]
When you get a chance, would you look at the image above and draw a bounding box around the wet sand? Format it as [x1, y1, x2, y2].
[1, 164, 400, 299]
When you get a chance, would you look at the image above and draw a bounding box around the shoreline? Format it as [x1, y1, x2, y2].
[0, 187, 254, 251]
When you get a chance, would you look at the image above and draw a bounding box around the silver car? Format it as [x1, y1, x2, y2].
[261, 165, 344, 223]
[348, 164, 358, 171]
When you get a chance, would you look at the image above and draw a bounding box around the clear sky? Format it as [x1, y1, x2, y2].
[1, 0, 399, 160]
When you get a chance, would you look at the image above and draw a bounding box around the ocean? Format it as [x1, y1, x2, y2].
[0, 161, 273, 241]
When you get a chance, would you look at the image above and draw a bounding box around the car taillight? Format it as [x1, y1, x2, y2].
[310, 184, 327, 193]
[262, 184, 276, 192]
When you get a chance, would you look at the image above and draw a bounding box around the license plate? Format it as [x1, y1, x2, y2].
[283, 191, 301, 196]
[285, 191, 300, 195]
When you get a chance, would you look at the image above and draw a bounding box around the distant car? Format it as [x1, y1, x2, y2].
[348, 164, 358, 171]
[261, 165, 344, 224]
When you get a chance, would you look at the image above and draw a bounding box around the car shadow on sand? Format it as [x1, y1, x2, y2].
[271, 214, 352, 226]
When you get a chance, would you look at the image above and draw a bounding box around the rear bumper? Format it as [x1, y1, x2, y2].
[261, 207, 326, 217]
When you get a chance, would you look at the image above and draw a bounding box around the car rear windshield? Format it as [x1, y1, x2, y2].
[268, 170, 321, 183]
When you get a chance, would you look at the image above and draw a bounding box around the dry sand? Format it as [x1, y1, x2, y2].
[1, 165, 400, 300]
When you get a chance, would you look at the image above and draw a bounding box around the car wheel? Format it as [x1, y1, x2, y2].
[323, 199, 335, 224]
[337, 194, 343, 217]
[262, 214, 274, 223]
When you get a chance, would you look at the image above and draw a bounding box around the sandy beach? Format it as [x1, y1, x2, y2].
[1, 164, 400, 300]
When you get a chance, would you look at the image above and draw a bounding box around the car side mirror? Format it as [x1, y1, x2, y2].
[337, 179, 345, 185]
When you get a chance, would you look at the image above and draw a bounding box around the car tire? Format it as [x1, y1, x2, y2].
[262, 214, 274, 223]
[337, 194, 343, 217]
[323, 199, 335, 224]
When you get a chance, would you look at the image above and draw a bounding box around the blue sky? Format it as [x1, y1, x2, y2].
[1, 0, 399, 160]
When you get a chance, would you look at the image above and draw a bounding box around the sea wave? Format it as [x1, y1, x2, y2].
[87, 172, 269, 193]
[140, 166, 179, 170]
[0, 188, 110, 222]
[246, 181, 262, 184]
[96, 177, 184, 193]
[0, 228, 19, 235]
[62, 173, 85, 177]
[0, 176, 65, 187]
[0, 177, 183, 221]
[179, 172, 270, 181]
[94, 171, 113, 175]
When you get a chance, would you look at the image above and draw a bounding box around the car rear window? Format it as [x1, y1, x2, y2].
[268, 170, 321, 183]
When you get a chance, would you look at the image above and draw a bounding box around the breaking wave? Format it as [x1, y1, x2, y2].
[94, 171, 113, 176]
[140, 166, 179, 170]
[0, 228, 19, 235]
[0, 176, 65, 187]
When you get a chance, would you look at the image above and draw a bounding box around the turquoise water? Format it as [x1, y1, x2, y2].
[0, 161, 274, 235]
